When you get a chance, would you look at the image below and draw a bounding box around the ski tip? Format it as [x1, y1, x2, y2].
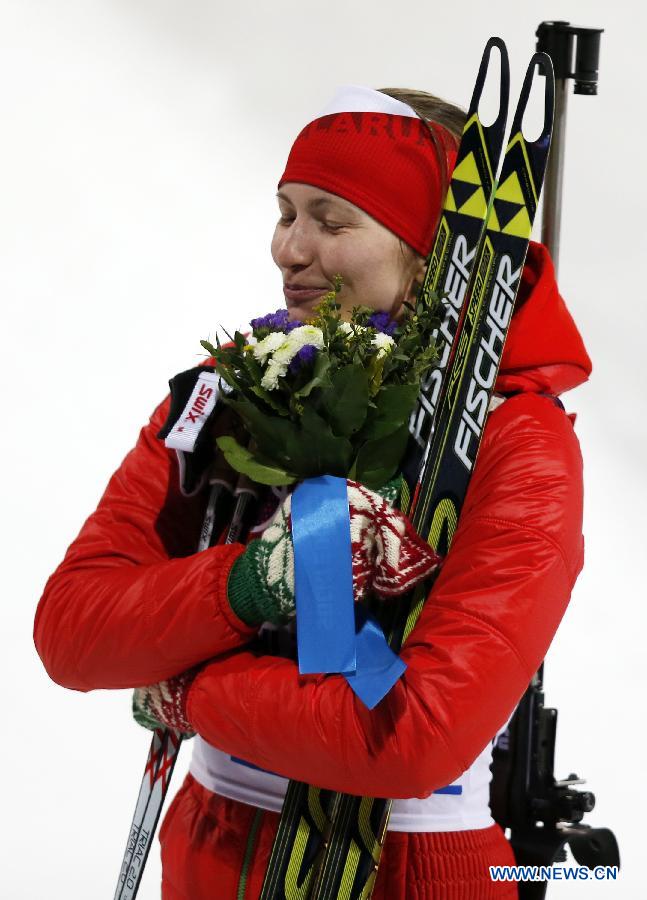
[484, 36, 508, 56]
[467, 37, 510, 136]
[510, 52, 555, 147]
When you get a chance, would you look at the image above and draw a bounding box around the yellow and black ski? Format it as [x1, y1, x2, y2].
[259, 37, 513, 900]
[307, 52, 555, 900]
[407, 36, 509, 475]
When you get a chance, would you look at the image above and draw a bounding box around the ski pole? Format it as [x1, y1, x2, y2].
[536, 21, 603, 275]
[114, 452, 241, 900]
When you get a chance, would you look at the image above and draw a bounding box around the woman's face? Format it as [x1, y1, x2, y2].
[271, 183, 425, 323]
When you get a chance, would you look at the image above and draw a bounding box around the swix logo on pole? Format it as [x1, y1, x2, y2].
[410, 235, 477, 448]
[454, 253, 520, 471]
[165, 371, 220, 453]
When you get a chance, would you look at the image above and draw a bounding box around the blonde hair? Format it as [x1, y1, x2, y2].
[377, 88, 466, 140]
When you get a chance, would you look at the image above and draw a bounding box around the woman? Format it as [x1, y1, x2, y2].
[34, 85, 592, 898]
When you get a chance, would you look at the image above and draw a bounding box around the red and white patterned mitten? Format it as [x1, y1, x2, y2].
[347, 480, 441, 599]
[132, 668, 197, 736]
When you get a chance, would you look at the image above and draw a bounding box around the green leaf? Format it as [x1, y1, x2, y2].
[366, 354, 386, 397]
[250, 385, 290, 415]
[360, 383, 419, 440]
[226, 398, 311, 472]
[300, 406, 353, 476]
[294, 353, 332, 399]
[216, 436, 297, 486]
[353, 422, 410, 489]
[319, 365, 369, 436]
[242, 352, 265, 385]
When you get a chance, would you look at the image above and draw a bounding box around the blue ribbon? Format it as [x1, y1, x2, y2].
[346, 605, 406, 710]
[292, 476, 356, 675]
[291, 475, 406, 709]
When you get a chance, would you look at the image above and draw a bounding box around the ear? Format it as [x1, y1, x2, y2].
[413, 255, 427, 284]
[406, 254, 427, 301]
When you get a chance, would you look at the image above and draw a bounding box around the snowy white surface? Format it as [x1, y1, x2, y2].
[2, 1, 644, 897]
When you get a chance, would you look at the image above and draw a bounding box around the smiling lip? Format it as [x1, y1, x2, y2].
[283, 284, 329, 303]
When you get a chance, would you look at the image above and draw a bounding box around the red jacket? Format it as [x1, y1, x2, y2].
[34, 242, 592, 799]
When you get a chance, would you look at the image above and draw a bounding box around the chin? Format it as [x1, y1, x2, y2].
[287, 306, 312, 323]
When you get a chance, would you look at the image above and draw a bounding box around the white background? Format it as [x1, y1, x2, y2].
[2, 1, 645, 897]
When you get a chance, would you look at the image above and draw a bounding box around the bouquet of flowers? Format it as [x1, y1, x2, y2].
[201, 278, 442, 490]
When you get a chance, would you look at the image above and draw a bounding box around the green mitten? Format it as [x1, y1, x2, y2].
[227, 496, 295, 626]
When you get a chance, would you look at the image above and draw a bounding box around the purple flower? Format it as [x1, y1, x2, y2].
[249, 312, 271, 330]
[288, 344, 318, 375]
[367, 311, 398, 336]
[250, 308, 292, 332]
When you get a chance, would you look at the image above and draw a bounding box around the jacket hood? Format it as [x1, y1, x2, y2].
[496, 241, 592, 395]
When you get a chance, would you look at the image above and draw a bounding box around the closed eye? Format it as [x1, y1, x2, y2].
[276, 215, 346, 233]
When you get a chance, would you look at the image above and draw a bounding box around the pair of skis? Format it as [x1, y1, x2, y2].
[259, 38, 555, 900]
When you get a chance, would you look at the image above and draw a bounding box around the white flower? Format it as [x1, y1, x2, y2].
[256, 324, 325, 390]
[372, 332, 395, 359]
[338, 321, 367, 338]
[266, 325, 324, 367]
[288, 324, 324, 350]
[253, 331, 287, 362]
[261, 360, 288, 390]
[272, 345, 294, 366]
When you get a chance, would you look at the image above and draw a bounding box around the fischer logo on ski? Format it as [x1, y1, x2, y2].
[406, 38, 509, 470]
[412, 234, 476, 449]
[456, 250, 518, 470]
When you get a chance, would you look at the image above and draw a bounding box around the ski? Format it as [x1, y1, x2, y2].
[258, 784, 340, 900]
[405, 36, 510, 489]
[259, 36, 512, 900]
[115, 728, 183, 900]
[308, 52, 555, 900]
[113, 464, 246, 900]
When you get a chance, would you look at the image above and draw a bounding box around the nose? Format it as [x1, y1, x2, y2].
[271, 217, 314, 271]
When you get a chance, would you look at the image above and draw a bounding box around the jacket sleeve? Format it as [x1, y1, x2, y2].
[33, 396, 255, 692]
[185, 393, 585, 798]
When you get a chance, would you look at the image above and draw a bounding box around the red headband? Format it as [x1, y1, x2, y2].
[278, 110, 457, 257]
